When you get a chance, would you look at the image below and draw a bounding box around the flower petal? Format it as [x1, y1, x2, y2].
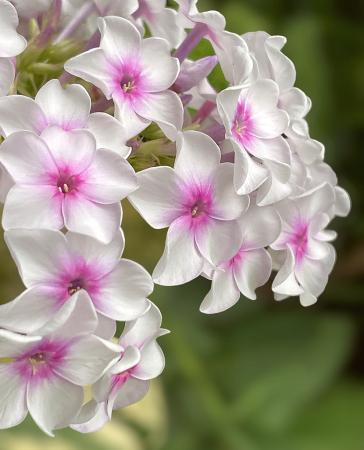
[95, 259, 152, 321]
[153, 215, 203, 285]
[200, 267, 240, 314]
[138, 37, 179, 92]
[234, 248, 272, 299]
[113, 377, 150, 409]
[0, 363, 28, 430]
[0, 131, 58, 185]
[134, 90, 183, 141]
[209, 162, 249, 220]
[128, 166, 184, 229]
[5, 228, 70, 286]
[113, 94, 151, 139]
[0, 57, 15, 98]
[77, 148, 138, 204]
[0, 95, 46, 137]
[131, 340, 165, 380]
[272, 245, 303, 296]
[35, 80, 90, 131]
[27, 374, 84, 437]
[174, 130, 220, 184]
[63, 192, 122, 244]
[0, 0, 27, 57]
[70, 400, 108, 433]
[2, 185, 63, 231]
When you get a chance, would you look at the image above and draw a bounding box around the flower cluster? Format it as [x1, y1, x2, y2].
[0, 0, 350, 435]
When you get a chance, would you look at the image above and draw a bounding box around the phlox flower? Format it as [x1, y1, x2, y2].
[217, 80, 290, 198]
[271, 183, 336, 306]
[0, 228, 152, 337]
[71, 303, 168, 433]
[65, 16, 183, 140]
[0, 0, 27, 97]
[0, 79, 131, 157]
[128, 130, 249, 286]
[0, 291, 122, 436]
[201, 203, 281, 313]
[0, 125, 138, 243]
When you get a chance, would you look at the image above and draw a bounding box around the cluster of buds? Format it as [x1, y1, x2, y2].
[0, 0, 350, 436]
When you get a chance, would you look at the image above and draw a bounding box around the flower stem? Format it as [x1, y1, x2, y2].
[193, 100, 216, 124]
[53, 2, 95, 44]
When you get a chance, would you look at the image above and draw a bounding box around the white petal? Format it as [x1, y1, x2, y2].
[0, 95, 45, 137]
[297, 183, 335, 221]
[138, 37, 179, 92]
[34, 290, 98, 338]
[334, 186, 351, 217]
[95, 259, 152, 321]
[5, 228, 70, 286]
[195, 218, 243, 267]
[272, 245, 304, 296]
[209, 163, 249, 220]
[0, 285, 61, 334]
[35, 80, 90, 130]
[95, 314, 117, 340]
[63, 192, 122, 244]
[131, 340, 165, 380]
[0, 330, 41, 358]
[113, 377, 150, 409]
[41, 126, 96, 175]
[128, 166, 184, 229]
[174, 130, 220, 184]
[87, 113, 131, 157]
[66, 229, 124, 278]
[246, 135, 291, 168]
[27, 375, 84, 437]
[237, 202, 281, 249]
[54, 335, 120, 386]
[110, 345, 141, 376]
[71, 400, 108, 433]
[113, 94, 151, 139]
[299, 290, 317, 307]
[153, 215, 203, 285]
[256, 172, 292, 206]
[134, 90, 183, 141]
[0, 130, 58, 185]
[98, 16, 141, 67]
[234, 248, 272, 300]
[200, 267, 240, 314]
[0, 0, 27, 57]
[295, 251, 334, 298]
[2, 185, 63, 231]
[232, 142, 269, 195]
[0, 363, 27, 429]
[119, 303, 163, 349]
[0, 57, 14, 97]
[65, 48, 119, 99]
[77, 148, 138, 204]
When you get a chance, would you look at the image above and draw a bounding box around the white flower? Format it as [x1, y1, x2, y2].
[65, 16, 183, 140]
[129, 130, 249, 286]
[0, 291, 121, 436]
[201, 202, 281, 313]
[0, 79, 131, 157]
[0, 126, 138, 243]
[271, 183, 336, 306]
[0, 229, 152, 336]
[71, 303, 168, 433]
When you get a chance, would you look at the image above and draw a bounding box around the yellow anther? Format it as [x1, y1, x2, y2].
[63, 183, 69, 193]
[122, 81, 134, 93]
[191, 207, 198, 216]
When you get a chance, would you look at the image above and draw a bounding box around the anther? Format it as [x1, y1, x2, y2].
[122, 81, 134, 93]
[63, 184, 69, 193]
[58, 187, 62, 193]
[191, 207, 198, 216]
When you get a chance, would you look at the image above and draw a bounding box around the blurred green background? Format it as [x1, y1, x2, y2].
[1, 0, 363, 448]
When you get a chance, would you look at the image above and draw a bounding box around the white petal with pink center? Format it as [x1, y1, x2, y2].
[129, 130, 249, 286]
[65, 16, 183, 141]
[0, 80, 130, 156]
[72, 303, 167, 433]
[271, 183, 337, 305]
[0, 291, 121, 436]
[0, 228, 152, 334]
[0, 126, 137, 243]
[201, 203, 281, 313]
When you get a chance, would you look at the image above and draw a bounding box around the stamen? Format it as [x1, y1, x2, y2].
[122, 81, 135, 93]
[29, 355, 45, 375]
[235, 120, 247, 137]
[58, 187, 62, 193]
[191, 207, 198, 216]
[63, 183, 69, 193]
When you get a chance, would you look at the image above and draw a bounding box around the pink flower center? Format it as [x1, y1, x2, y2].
[57, 173, 76, 194]
[191, 198, 207, 218]
[120, 73, 136, 94]
[231, 101, 253, 144]
[28, 352, 47, 375]
[289, 221, 309, 262]
[67, 277, 87, 296]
